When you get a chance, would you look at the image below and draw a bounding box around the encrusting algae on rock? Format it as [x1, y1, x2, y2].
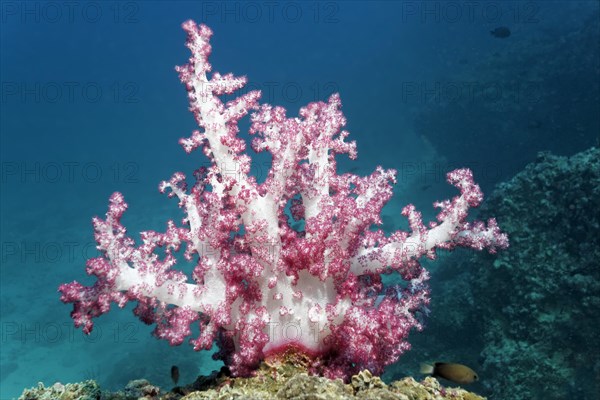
[19, 356, 486, 400]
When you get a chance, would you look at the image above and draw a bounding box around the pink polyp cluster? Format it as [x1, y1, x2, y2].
[59, 21, 508, 379]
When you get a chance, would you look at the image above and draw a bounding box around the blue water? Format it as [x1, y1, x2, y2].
[1, 1, 598, 399]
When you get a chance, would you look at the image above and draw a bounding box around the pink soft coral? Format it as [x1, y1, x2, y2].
[59, 21, 508, 379]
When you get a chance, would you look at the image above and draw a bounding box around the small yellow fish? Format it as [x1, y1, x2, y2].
[420, 362, 478, 385]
